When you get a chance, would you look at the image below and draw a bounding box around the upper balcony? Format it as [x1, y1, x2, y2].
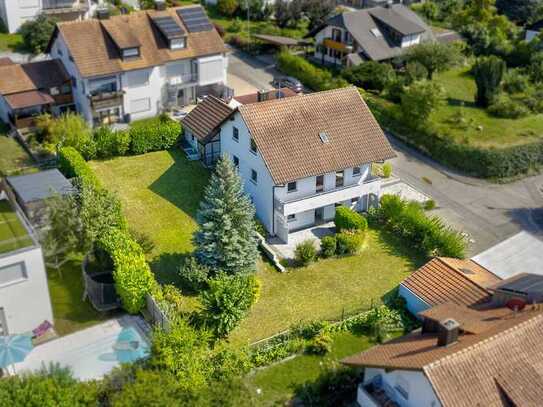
[274, 176, 381, 216]
[167, 72, 198, 87]
[42, 0, 90, 14]
[322, 37, 353, 53]
[88, 90, 124, 110]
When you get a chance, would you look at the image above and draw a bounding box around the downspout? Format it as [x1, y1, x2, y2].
[272, 185, 278, 236]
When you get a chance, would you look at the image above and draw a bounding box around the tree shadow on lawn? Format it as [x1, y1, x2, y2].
[373, 226, 427, 270]
[446, 97, 477, 108]
[149, 251, 189, 286]
[148, 149, 209, 220]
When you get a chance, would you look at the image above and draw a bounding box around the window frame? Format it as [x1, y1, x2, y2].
[0, 261, 28, 288]
[352, 166, 361, 176]
[233, 155, 239, 167]
[335, 170, 344, 188]
[287, 214, 296, 222]
[250, 138, 258, 155]
[232, 126, 239, 142]
[287, 181, 297, 193]
[251, 169, 258, 184]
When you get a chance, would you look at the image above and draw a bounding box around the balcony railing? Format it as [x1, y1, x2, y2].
[89, 90, 124, 110]
[274, 176, 381, 216]
[42, 0, 89, 12]
[322, 37, 353, 53]
[167, 73, 198, 86]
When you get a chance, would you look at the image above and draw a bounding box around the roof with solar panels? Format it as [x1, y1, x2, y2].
[47, 5, 227, 78]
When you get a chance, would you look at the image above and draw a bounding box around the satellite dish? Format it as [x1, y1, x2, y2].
[506, 298, 526, 312]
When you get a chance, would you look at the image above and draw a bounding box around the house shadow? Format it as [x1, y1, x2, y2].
[504, 207, 543, 234]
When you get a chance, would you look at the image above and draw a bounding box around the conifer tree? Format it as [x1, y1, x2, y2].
[194, 155, 258, 275]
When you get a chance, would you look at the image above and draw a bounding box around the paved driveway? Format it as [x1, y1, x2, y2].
[227, 49, 280, 92]
[388, 136, 543, 255]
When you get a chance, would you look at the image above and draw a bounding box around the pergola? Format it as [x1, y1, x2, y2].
[252, 34, 312, 50]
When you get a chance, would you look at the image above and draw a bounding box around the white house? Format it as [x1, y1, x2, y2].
[0, 0, 103, 34]
[343, 302, 543, 407]
[310, 4, 434, 66]
[0, 194, 53, 337]
[46, 5, 229, 127]
[526, 20, 543, 42]
[218, 86, 396, 243]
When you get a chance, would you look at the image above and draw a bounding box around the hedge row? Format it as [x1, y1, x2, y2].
[365, 93, 543, 179]
[58, 147, 101, 188]
[334, 206, 368, 232]
[276, 51, 348, 92]
[129, 115, 182, 155]
[97, 228, 155, 314]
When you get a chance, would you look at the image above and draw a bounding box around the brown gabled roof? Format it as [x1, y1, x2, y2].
[182, 95, 233, 142]
[0, 59, 70, 96]
[424, 312, 543, 407]
[401, 257, 500, 307]
[237, 86, 395, 185]
[51, 6, 227, 78]
[5, 91, 55, 110]
[233, 87, 298, 105]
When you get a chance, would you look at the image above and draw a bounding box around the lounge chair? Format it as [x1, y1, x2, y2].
[32, 320, 53, 339]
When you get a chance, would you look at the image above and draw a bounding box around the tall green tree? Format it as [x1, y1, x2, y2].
[194, 155, 258, 276]
[405, 42, 461, 80]
[473, 55, 506, 107]
[18, 14, 56, 54]
[496, 0, 543, 23]
[401, 80, 445, 128]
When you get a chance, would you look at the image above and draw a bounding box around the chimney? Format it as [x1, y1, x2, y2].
[155, 0, 167, 11]
[437, 319, 460, 347]
[257, 89, 268, 102]
[96, 7, 110, 20]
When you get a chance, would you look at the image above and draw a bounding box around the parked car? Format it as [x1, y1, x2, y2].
[272, 76, 303, 93]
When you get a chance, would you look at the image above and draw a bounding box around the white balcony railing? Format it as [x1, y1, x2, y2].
[274, 177, 381, 216]
[167, 73, 197, 86]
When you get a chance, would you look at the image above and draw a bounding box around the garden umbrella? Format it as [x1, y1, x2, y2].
[0, 334, 33, 373]
[113, 328, 149, 364]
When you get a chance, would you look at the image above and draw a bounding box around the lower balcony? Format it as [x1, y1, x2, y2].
[42, 0, 89, 15]
[274, 177, 381, 216]
[89, 91, 124, 110]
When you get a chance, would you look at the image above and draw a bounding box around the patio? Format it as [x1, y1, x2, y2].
[267, 221, 336, 259]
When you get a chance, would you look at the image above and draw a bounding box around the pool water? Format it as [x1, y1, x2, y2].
[14, 317, 150, 381]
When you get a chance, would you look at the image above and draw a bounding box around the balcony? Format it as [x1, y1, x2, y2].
[89, 91, 124, 110]
[322, 38, 353, 53]
[167, 73, 198, 87]
[42, 0, 89, 14]
[274, 177, 381, 216]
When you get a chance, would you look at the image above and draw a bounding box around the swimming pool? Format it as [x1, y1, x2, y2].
[14, 316, 150, 381]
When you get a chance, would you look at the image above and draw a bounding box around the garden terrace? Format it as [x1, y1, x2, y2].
[0, 199, 35, 255]
[91, 150, 423, 343]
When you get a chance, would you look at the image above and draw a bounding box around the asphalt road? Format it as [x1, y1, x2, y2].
[227, 49, 280, 91]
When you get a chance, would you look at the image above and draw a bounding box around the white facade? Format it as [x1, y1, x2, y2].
[314, 25, 353, 66]
[220, 111, 383, 243]
[359, 368, 441, 407]
[398, 283, 430, 317]
[0, 200, 53, 336]
[50, 32, 228, 126]
[0, 0, 102, 33]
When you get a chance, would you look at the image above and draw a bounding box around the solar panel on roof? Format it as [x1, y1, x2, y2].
[152, 16, 186, 40]
[177, 7, 213, 33]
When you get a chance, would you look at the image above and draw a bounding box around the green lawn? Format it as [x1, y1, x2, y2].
[0, 131, 35, 176]
[47, 256, 109, 336]
[430, 67, 543, 148]
[91, 150, 421, 343]
[246, 331, 373, 405]
[0, 33, 23, 52]
[0, 200, 33, 254]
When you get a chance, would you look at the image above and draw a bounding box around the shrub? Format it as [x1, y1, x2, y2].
[291, 320, 328, 340]
[227, 18, 243, 33]
[405, 61, 429, 84]
[277, 51, 348, 91]
[295, 367, 359, 406]
[251, 337, 305, 367]
[320, 235, 337, 258]
[401, 80, 445, 128]
[94, 126, 130, 158]
[129, 228, 155, 254]
[179, 256, 209, 292]
[47, 114, 96, 160]
[218, 0, 238, 16]
[129, 115, 181, 155]
[503, 69, 531, 94]
[294, 239, 317, 266]
[57, 147, 100, 188]
[379, 194, 406, 221]
[488, 95, 530, 119]
[473, 56, 506, 107]
[18, 14, 56, 54]
[335, 206, 368, 232]
[424, 199, 436, 210]
[336, 231, 364, 255]
[306, 331, 333, 355]
[341, 61, 396, 92]
[382, 162, 392, 178]
[97, 228, 155, 314]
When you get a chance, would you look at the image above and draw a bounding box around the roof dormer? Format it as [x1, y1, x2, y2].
[152, 15, 187, 51]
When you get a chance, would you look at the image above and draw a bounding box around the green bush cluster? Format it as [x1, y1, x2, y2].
[334, 206, 368, 232]
[178, 256, 210, 292]
[305, 331, 333, 355]
[294, 239, 317, 266]
[97, 227, 155, 314]
[276, 51, 348, 91]
[377, 194, 466, 258]
[57, 147, 100, 188]
[320, 235, 337, 258]
[129, 115, 182, 155]
[250, 337, 306, 367]
[94, 126, 131, 159]
[336, 231, 364, 255]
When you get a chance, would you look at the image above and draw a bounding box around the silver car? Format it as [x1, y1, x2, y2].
[272, 76, 304, 93]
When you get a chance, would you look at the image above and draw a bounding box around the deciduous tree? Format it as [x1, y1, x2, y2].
[405, 42, 460, 80]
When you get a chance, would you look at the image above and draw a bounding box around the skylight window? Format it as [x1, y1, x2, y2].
[319, 132, 330, 143]
[370, 28, 383, 38]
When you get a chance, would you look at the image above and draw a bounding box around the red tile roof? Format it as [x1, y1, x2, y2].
[233, 88, 298, 105]
[181, 95, 233, 142]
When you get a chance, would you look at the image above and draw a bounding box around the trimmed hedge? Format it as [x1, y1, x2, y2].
[336, 231, 364, 255]
[58, 147, 100, 188]
[365, 93, 543, 179]
[97, 228, 155, 314]
[335, 206, 368, 232]
[94, 127, 130, 159]
[129, 115, 182, 155]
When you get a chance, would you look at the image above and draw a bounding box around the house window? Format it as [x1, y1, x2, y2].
[130, 97, 151, 114]
[250, 138, 257, 154]
[233, 126, 239, 142]
[0, 262, 27, 287]
[122, 47, 140, 59]
[287, 214, 296, 222]
[335, 203, 342, 208]
[251, 169, 258, 184]
[316, 175, 324, 193]
[233, 155, 239, 167]
[170, 37, 186, 50]
[336, 170, 344, 187]
[351, 197, 359, 204]
[353, 166, 361, 176]
[287, 182, 297, 193]
[332, 28, 342, 42]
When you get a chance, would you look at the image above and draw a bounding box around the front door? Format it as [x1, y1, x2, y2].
[315, 207, 324, 223]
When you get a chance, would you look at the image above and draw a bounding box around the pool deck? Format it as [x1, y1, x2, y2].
[13, 315, 150, 381]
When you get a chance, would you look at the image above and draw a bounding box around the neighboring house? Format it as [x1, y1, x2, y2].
[0, 0, 103, 34]
[219, 86, 395, 243]
[309, 4, 433, 66]
[182, 95, 233, 167]
[399, 257, 501, 316]
[526, 20, 543, 42]
[5, 169, 74, 225]
[343, 301, 543, 407]
[46, 5, 229, 127]
[229, 87, 298, 108]
[0, 58, 74, 131]
[0, 194, 53, 337]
